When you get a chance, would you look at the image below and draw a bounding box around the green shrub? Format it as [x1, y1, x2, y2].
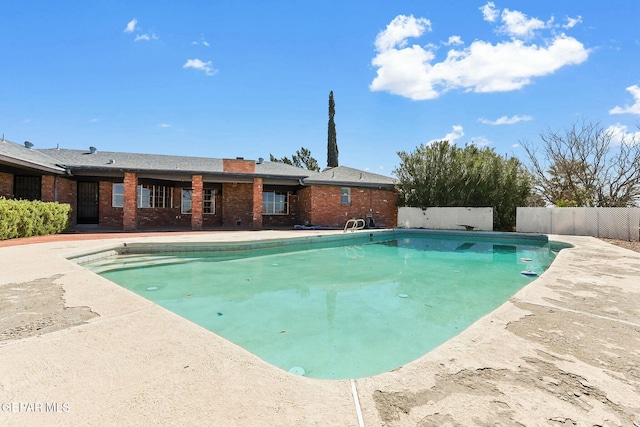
[0, 198, 71, 240]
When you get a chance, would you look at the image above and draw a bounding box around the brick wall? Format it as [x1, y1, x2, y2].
[41, 175, 55, 202]
[202, 190, 223, 227]
[223, 159, 255, 173]
[55, 177, 75, 205]
[191, 176, 203, 230]
[98, 182, 223, 230]
[262, 193, 298, 228]
[222, 182, 254, 227]
[298, 185, 398, 228]
[123, 172, 137, 231]
[0, 172, 13, 197]
[137, 207, 191, 228]
[56, 177, 77, 225]
[252, 178, 263, 229]
[137, 187, 190, 229]
[99, 181, 123, 228]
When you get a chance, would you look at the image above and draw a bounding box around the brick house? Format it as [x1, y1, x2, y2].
[1, 138, 398, 230]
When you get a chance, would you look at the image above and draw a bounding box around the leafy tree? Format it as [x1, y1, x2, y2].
[270, 147, 320, 172]
[327, 91, 339, 167]
[394, 141, 532, 230]
[520, 121, 640, 207]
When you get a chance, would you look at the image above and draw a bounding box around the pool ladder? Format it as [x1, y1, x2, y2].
[344, 218, 366, 233]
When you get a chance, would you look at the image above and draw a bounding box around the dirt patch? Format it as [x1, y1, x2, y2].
[599, 238, 640, 253]
[0, 275, 98, 342]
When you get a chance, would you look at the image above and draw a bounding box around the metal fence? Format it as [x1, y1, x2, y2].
[516, 207, 640, 241]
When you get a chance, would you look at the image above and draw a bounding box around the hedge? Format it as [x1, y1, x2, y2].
[0, 198, 72, 240]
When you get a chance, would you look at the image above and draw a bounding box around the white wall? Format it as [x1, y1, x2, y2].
[398, 207, 493, 231]
[516, 207, 640, 241]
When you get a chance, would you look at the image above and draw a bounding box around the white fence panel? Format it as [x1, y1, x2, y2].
[398, 207, 493, 231]
[516, 207, 640, 241]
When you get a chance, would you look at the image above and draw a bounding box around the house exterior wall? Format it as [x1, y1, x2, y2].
[252, 177, 263, 229]
[41, 175, 55, 202]
[123, 172, 137, 231]
[55, 177, 76, 206]
[222, 182, 254, 227]
[137, 187, 191, 229]
[0, 171, 77, 225]
[100, 182, 225, 230]
[99, 181, 123, 228]
[56, 177, 77, 226]
[191, 176, 203, 230]
[202, 190, 223, 227]
[0, 172, 13, 197]
[262, 193, 299, 228]
[298, 185, 398, 228]
[0, 160, 397, 231]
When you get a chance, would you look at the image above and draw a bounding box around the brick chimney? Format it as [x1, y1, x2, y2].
[223, 158, 255, 173]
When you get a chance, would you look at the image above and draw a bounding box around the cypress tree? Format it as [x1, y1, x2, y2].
[327, 91, 339, 167]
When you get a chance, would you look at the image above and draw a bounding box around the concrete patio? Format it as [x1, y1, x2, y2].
[1, 230, 639, 426]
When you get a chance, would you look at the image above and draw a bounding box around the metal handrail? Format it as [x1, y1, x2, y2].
[343, 218, 366, 233]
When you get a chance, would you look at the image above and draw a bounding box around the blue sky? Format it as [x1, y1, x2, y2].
[2, 1, 639, 177]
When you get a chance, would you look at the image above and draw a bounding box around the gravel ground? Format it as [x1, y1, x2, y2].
[599, 238, 640, 253]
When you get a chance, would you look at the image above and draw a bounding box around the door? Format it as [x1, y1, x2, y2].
[77, 181, 99, 224]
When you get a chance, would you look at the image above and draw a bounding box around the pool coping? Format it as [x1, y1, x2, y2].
[1, 229, 639, 426]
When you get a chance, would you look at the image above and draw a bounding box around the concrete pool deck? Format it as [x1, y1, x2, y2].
[0, 230, 639, 426]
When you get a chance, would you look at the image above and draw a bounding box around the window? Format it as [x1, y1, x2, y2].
[13, 176, 41, 200]
[203, 189, 215, 214]
[112, 183, 124, 207]
[137, 185, 172, 208]
[138, 185, 151, 208]
[181, 189, 216, 214]
[262, 191, 289, 215]
[181, 189, 193, 214]
[340, 187, 351, 205]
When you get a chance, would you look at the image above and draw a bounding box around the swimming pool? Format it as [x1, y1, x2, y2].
[78, 230, 562, 379]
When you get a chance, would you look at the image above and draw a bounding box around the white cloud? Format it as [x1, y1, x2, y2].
[445, 35, 464, 46]
[370, 5, 589, 100]
[480, 2, 499, 22]
[563, 16, 582, 29]
[124, 19, 137, 33]
[134, 33, 158, 42]
[374, 15, 431, 52]
[499, 8, 547, 39]
[193, 35, 211, 47]
[183, 58, 218, 76]
[470, 136, 492, 147]
[607, 123, 640, 146]
[609, 85, 640, 115]
[428, 125, 464, 145]
[90, 118, 99, 123]
[158, 123, 171, 128]
[479, 115, 532, 125]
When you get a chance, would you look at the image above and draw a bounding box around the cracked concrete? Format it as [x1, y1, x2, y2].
[0, 275, 98, 341]
[1, 231, 639, 426]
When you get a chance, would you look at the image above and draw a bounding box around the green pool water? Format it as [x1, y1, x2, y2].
[81, 231, 558, 379]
